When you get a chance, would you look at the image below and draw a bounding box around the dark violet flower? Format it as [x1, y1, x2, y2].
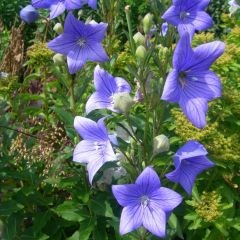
[32, 0, 97, 19]
[162, 0, 213, 38]
[20, 5, 39, 24]
[161, 33, 225, 128]
[166, 140, 215, 195]
[86, 65, 131, 114]
[73, 116, 117, 184]
[47, 13, 108, 74]
[112, 167, 182, 237]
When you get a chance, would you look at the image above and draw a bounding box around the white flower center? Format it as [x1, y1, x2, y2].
[180, 11, 190, 20]
[140, 195, 150, 208]
[179, 71, 187, 87]
[78, 38, 86, 47]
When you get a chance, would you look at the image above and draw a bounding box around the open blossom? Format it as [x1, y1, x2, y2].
[32, 0, 97, 19]
[73, 116, 117, 184]
[162, 0, 213, 38]
[86, 66, 131, 114]
[47, 13, 108, 74]
[166, 140, 215, 195]
[161, 33, 225, 128]
[112, 167, 182, 237]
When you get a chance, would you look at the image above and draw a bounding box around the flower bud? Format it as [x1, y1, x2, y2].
[20, 5, 39, 24]
[113, 92, 134, 113]
[136, 46, 147, 61]
[143, 13, 153, 34]
[53, 53, 65, 65]
[153, 134, 170, 155]
[158, 45, 169, 62]
[78, 9, 84, 18]
[133, 32, 145, 46]
[125, 5, 131, 13]
[53, 23, 63, 34]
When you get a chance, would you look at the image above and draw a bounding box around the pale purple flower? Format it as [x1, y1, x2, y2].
[73, 116, 117, 184]
[166, 140, 215, 195]
[112, 167, 182, 237]
[32, 0, 97, 19]
[162, 0, 213, 38]
[86, 65, 131, 114]
[161, 22, 168, 37]
[20, 5, 39, 24]
[161, 33, 225, 128]
[47, 13, 108, 74]
[228, 0, 240, 15]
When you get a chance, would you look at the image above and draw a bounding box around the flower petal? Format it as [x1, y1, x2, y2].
[67, 46, 87, 74]
[190, 11, 213, 31]
[49, 2, 65, 19]
[86, 92, 113, 114]
[162, 6, 180, 26]
[87, 155, 105, 184]
[86, 22, 108, 42]
[143, 206, 166, 238]
[47, 34, 77, 55]
[87, 0, 97, 9]
[161, 69, 181, 102]
[177, 23, 195, 40]
[86, 42, 109, 62]
[173, 32, 194, 70]
[65, 0, 83, 10]
[112, 184, 141, 207]
[179, 93, 208, 129]
[135, 167, 161, 195]
[185, 70, 222, 101]
[32, 0, 51, 8]
[74, 116, 108, 141]
[190, 41, 225, 71]
[150, 187, 183, 212]
[119, 205, 143, 235]
[64, 12, 86, 35]
[115, 77, 131, 93]
[93, 65, 117, 95]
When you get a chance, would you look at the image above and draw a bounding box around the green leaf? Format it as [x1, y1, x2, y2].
[0, 200, 24, 216]
[54, 201, 88, 222]
[168, 213, 183, 239]
[79, 218, 95, 240]
[52, 107, 74, 126]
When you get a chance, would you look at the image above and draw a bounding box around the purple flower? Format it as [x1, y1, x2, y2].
[166, 140, 215, 195]
[162, 0, 213, 38]
[86, 65, 131, 114]
[112, 167, 182, 237]
[20, 5, 39, 24]
[161, 33, 225, 128]
[161, 22, 168, 37]
[47, 13, 108, 74]
[73, 116, 117, 184]
[32, 0, 97, 19]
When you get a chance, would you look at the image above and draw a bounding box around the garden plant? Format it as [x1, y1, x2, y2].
[0, 0, 239, 239]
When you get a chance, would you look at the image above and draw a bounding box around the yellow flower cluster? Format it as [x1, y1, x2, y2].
[27, 42, 53, 66]
[195, 191, 222, 222]
[171, 109, 240, 162]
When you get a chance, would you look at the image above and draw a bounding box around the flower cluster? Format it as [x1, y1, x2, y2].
[19, 0, 226, 238]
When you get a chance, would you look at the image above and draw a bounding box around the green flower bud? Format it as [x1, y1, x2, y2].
[143, 13, 153, 34]
[153, 134, 170, 155]
[136, 45, 147, 61]
[125, 5, 131, 13]
[113, 92, 134, 113]
[133, 32, 145, 46]
[53, 23, 63, 34]
[78, 9, 84, 18]
[53, 53, 65, 65]
[158, 44, 169, 62]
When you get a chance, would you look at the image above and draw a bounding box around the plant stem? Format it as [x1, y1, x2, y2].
[125, 6, 135, 54]
[69, 74, 75, 111]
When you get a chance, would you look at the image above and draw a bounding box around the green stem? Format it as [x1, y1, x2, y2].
[69, 74, 75, 111]
[125, 6, 135, 54]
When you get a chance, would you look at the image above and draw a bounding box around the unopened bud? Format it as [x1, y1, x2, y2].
[136, 45, 147, 60]
[53, 23, 63, 34]
[113, 92, 134, 113]
[153, 135, 170, 155]
[53, 53, 65, 65]
[158, 45, 169, 61]
[143, 13, 153, 34]
[78, 9, 84, 18]
[133, 32, 145, 46]
[125, 5, 131, 13]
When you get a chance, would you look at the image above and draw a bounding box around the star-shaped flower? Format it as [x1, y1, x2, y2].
[86, 65, 131, 114]
[161, 33, 225, 128]
[112, 167, 182, 238]
[32, 0, 97, 19]
[73, 116, 117, 184]
[162, 0, 213, 38]
[166, 140, 215, 195]
[47, 13, 108, 74]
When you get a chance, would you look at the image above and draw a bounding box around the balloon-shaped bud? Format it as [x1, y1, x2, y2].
[53, 23, 63, 34]
[136, 46, 147, 61]
[143, 13, 153, 34]
[113, 93, 134, 113]
[133, 32, 145, 46]
[53, 53, 65, 65]
[153, 134, 170, 155]
[20, 5, 39, 24]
